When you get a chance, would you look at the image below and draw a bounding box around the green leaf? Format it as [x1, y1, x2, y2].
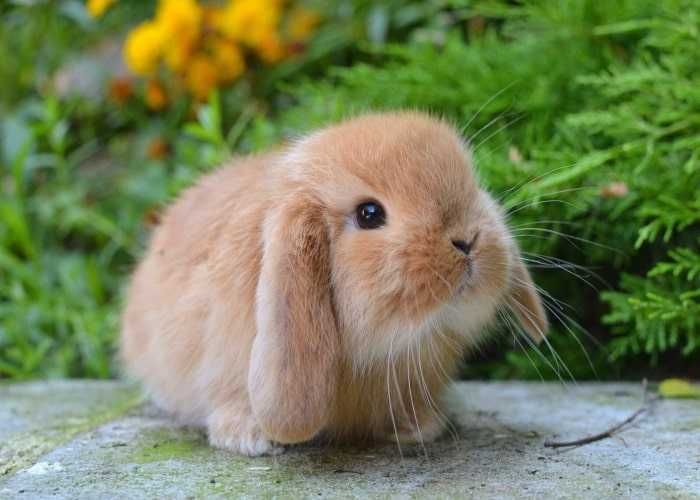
[658, 378, 700, 399]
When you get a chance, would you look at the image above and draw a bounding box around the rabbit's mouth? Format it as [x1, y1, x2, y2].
[453, 262, 474, 297]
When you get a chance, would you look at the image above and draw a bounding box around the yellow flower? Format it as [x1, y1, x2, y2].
[87, 0, 116, 18]
[185, 54, 219, 101]
[156, 0, 202, 36]
[124, 21, 167, 76]
[256, 33, 286, 64]
[219, 0, 282, 47]
[210, 39, 246, 83]
[288, 7, 320, 41]
[145, 80, 168, 110]
[156, 0, 203, 72]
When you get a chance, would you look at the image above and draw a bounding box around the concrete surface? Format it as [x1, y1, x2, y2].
[0, 381, 698, 499]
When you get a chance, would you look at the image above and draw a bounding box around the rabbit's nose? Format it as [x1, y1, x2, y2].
[452, 232, 480, 256]
[452, 239, 472, 255]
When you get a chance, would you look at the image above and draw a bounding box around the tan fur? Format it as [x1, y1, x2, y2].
[120, 111, 548, 456]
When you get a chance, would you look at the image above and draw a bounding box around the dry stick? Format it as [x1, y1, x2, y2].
[543, 407, 647, 449]
[544, 380, 651, 450]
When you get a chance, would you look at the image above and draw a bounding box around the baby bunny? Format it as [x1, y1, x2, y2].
[120, 111, 548, 456]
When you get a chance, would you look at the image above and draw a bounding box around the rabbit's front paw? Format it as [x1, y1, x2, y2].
[389, 413, 445, 444]
[207, 404, 284, 457]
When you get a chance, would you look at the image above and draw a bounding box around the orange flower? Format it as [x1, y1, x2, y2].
[185, 54, 219, 101]
[143, 207, 162, 227]
[256, 33, 287, 64]
[203, 4, 225, 28]
[600, 181, 629, 198]
[210, 39, 246, 83]
[147, 137, 170, 160]
[107, 76, 133, 104]
[165, 38, 196, 73]
[288, 7, 320, 41]
[145, 80, 168, 110]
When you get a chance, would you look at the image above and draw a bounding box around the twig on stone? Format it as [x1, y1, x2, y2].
[544, 379, 652, 450]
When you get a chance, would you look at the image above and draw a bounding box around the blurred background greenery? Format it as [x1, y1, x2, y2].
[1, 0, 698, 380]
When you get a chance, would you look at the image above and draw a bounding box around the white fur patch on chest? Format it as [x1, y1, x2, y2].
[347, 293, 498, 373]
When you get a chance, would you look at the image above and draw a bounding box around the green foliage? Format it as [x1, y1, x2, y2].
[0, 89, 230, 378]
[1, 97, 128, 377]
[1, 0, 698, 379]
[570, 5, 700, 364]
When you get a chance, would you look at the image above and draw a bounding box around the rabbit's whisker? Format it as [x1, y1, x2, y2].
[510, 219, 579, 229]
[498, 310, 546, 382]
[512, 227, 621, 255]
[506, 198, 584, 218]
[495, 161, 583, 204]
[467, 105, 514, 146]
[407, 342, 428, 459]
[508, 296, 576, 384]
[540, 298, 599, 378]
[461, 80, 519, 136]
[500, 305, 569, 384]
[518, 256, 600, 293]
[422, 334, 460, 442]
[472, 112, 526, 153]
[386, 333, 403, 458]
[521, 253, 612, 290]
[415, 335, 455, 442]
[504, 185, 595, 216]
[506, 185, 595, 212]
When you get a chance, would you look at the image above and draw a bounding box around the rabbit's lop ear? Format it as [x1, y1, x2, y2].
[248, 194, 340, 444]
[506, 255, 549, 343]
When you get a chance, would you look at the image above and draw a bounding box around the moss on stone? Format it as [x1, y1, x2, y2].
[131, 428, 208, 464]
[0, 381, 142, 477]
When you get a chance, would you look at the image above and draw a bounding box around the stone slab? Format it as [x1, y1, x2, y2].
[1, 381, 698, 499]
[0, 380, 140, 477]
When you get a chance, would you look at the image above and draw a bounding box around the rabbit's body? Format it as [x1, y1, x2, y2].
[121, 112, 547, 455]
[122, 157, 269, 424]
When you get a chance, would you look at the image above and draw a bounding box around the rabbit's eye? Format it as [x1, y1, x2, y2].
[355, 201, 386, 230]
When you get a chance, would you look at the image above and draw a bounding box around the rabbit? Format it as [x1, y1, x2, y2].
[120, 111, 548, 456]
